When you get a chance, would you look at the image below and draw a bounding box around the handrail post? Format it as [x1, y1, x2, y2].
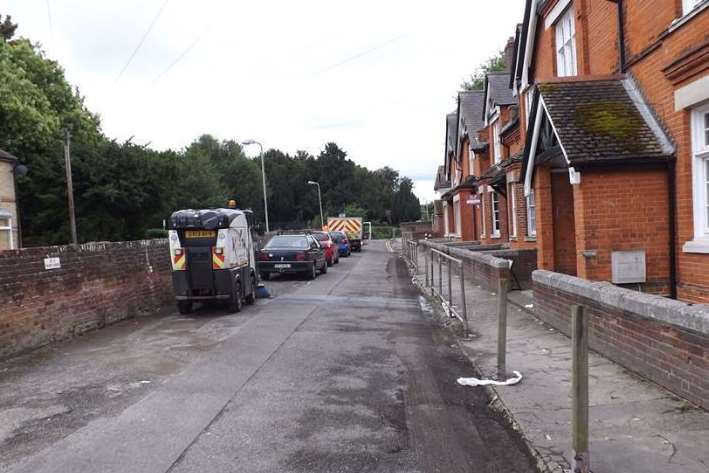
[447, 258, 453, 308]
[438, 253, 443, 297]
[572, 305, 590, 473]
[497, 276, 509, 379]
[425, 247, 429, 286]
[459, 261, 468, 334]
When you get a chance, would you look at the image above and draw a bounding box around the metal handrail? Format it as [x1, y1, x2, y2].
[427, 248, 469, 333]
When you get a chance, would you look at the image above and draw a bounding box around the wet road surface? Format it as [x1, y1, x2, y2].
[0, 240, 536, 473]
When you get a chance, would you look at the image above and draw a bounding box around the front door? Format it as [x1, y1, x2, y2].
[551, 172, 577, 276]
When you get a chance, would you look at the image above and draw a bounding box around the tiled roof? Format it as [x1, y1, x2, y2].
[458, 90, 485, 140]
[485, 72, 516, 117]
[434, 165, 450, 191]
[445, 112, 458, 158]
[537, 78, 674, 166]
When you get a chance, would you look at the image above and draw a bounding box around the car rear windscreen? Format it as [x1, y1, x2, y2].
[312, 232, 329, 241]
[265, 235, 309, 249]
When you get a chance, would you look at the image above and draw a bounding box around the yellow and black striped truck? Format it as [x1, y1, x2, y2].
[327, 217, 364, 252]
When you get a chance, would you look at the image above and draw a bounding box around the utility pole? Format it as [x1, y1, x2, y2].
[63, 129, 78, 245]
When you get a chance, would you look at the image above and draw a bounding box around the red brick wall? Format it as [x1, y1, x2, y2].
[533, 270, 709, 410]
[623, 7, 709, 302]
[573, 169, 671, 294]
[0, 240, 173, 360]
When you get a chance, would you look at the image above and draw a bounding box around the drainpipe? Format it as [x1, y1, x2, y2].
[667, 160, 677, 299]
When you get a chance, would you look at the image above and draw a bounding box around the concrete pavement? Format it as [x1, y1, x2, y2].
[0, 240, 536, 473]
[409, 241, 709, 473]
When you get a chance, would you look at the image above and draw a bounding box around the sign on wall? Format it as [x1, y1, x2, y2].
[44, 257, 61, 270]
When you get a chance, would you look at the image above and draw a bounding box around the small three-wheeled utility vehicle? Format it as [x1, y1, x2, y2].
[168, 208, 258, 314]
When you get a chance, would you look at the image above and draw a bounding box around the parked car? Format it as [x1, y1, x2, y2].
[312, 231, 339, 266]
[258, 234, 327, 280]
[329, 231, 351, 257]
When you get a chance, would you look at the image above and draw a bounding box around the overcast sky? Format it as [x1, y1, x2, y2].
[4, 0, 525, 202]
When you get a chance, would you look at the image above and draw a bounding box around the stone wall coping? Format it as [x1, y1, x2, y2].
[419, 240, 511, 270]
[0, 239, 168, 257]
[533, 269, 709, 335]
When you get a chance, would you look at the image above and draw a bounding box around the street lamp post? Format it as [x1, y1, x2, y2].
[241, 140, 269, 233]
[307, 180, 323, 229]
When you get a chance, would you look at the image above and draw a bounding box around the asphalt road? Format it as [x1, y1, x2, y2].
[0, 240, 535, 473]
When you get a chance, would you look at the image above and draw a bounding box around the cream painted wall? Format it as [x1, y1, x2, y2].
[0, 160, 19, 249]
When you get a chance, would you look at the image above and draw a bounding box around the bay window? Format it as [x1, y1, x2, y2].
[491, 190, 501, 237]
[527, 190, 537, 237]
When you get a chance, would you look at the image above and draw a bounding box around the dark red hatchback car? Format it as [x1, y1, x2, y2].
[312, 231, 339, 266]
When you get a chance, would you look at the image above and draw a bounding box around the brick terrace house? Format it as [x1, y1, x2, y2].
[448, 89, 486, 241]
[476, 72, 519, 246]
[432, 165, 450, 236]
[441, 112, 459, 237]
[0, 149, 20, 250]
[514, 0, 709, 301]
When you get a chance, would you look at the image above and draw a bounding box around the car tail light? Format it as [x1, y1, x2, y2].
[258, 252, 269, 261]
[296, 252, 306, 261]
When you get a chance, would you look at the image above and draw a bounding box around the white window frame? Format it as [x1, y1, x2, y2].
[524, 87, 534, 127]
[527, 189, 537, 237]
[490, 188, 501, 238]
[0, 217, 14, 250]
[493, 119, 502, 164]
[510, 184, 518, 238]
[683, 0, 705, 15]
[684, 103, 709, 253]
[443, 201, 450, 237]
[555, 6, 577, 77]
[480, 188, 487, 238]
[453, 194, 462, 238]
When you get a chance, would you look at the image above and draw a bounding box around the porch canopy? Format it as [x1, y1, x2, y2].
[522, 77, 675, 195]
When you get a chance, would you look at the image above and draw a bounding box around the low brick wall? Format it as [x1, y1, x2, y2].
[419, 240, 512, 292]
[489, 248, 538, 290]
[533, 270, 709, 410]
[418, 241, 537, 292]
[0, 240, 173, 360]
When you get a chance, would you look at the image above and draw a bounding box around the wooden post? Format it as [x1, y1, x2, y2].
[572, 304, 590, 473]
[497, 276, 509, 379]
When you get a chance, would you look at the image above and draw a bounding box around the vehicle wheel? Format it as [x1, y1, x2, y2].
[307, 262, 317, 280]
[227, 280, 243, 313]
[260, 272, 270, 281]
[321, 261, 328, 274]
[327, 256, 333, 267]
[245, 275, 256, 305]
[347, 250, 352, 257]
[177, 300, 192, 315]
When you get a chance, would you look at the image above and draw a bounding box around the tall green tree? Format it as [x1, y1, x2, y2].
[461, 50, 508, 91]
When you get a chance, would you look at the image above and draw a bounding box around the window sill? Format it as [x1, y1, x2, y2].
[683, 239, 709, 254]
[491, 234, 501, 239]
[669, 1, 709, 33]
[524, 236, 537, 242]
[509, 236, 518, 241]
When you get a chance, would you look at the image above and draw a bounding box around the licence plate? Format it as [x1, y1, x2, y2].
[274, 264, 291, 269]
[185, 230, 216, 239]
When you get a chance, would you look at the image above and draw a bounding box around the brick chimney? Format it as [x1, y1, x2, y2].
[504, 36, 516, 73]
